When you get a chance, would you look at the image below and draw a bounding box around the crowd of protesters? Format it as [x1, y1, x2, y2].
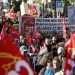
[0, 1, 75, 75]
[0, 14, 66, 75]
[13, 29, 67, 75]
[0, 10, 70, 75]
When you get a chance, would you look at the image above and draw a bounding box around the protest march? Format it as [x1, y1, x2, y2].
[0, 0, 75, 75]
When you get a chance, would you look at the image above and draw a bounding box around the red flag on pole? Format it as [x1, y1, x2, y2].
[64, 39, 71, 50]
[63, 16, 67, 39]
[26, 32, 32, 46]
[10, 26, 20, 39]
[64, 33, 75, 75]
[5, 9, 16, 20]
[28, 4, 38, 16]
[0, 27, 35, 75]
[32, 28, 40, 40]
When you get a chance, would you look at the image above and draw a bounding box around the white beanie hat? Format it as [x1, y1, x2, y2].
[57, 47, 64, 54]
[20, 45, 27, 55]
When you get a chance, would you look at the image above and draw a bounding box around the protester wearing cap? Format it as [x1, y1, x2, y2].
[20, 45, 27, 55]
[57, 47, 64, 55]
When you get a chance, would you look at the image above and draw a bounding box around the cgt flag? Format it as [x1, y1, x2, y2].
[26, 32, 32, 46]
[32, 28, 40, 40]
[5, 9, 16, 20]
[0, 27, 35, 75]
[10, 26, 20, 39]
[28, 4, 38, 16]
[64, 33, 75, 75]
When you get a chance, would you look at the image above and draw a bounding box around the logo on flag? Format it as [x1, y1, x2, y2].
[28, 4, 38, 16]
[0, 26, 35, 75]
[5, 9, 16, 19]
[64, 33, 75, 75]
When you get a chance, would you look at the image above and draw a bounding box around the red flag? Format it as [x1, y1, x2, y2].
[26, 32, 32, 46]
[32, 28, 40, 40]
[5, 9, 16, 20]
[64, 33, 75, 75]
[28, 4, 38, 16]
[10, 26, 20, 39]
[63, 16, 67, 39]
[0, 27, 35, 75]
[64, 39, 71, 50]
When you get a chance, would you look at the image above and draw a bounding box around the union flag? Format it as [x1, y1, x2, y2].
[64, 39, 71, 50]
[9, 26, 20, 39]
[5, 9, 16, 20]
[64, 33, 75, 75]
[0, 26, 36, 75]
[32, 28, 40, 40]
[28, 4, 38, 16]
[26, 32, 32, 46]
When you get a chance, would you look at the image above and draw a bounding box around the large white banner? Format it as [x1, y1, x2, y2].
[35, 18, 75, 34]
[68, 5, 75, 24]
